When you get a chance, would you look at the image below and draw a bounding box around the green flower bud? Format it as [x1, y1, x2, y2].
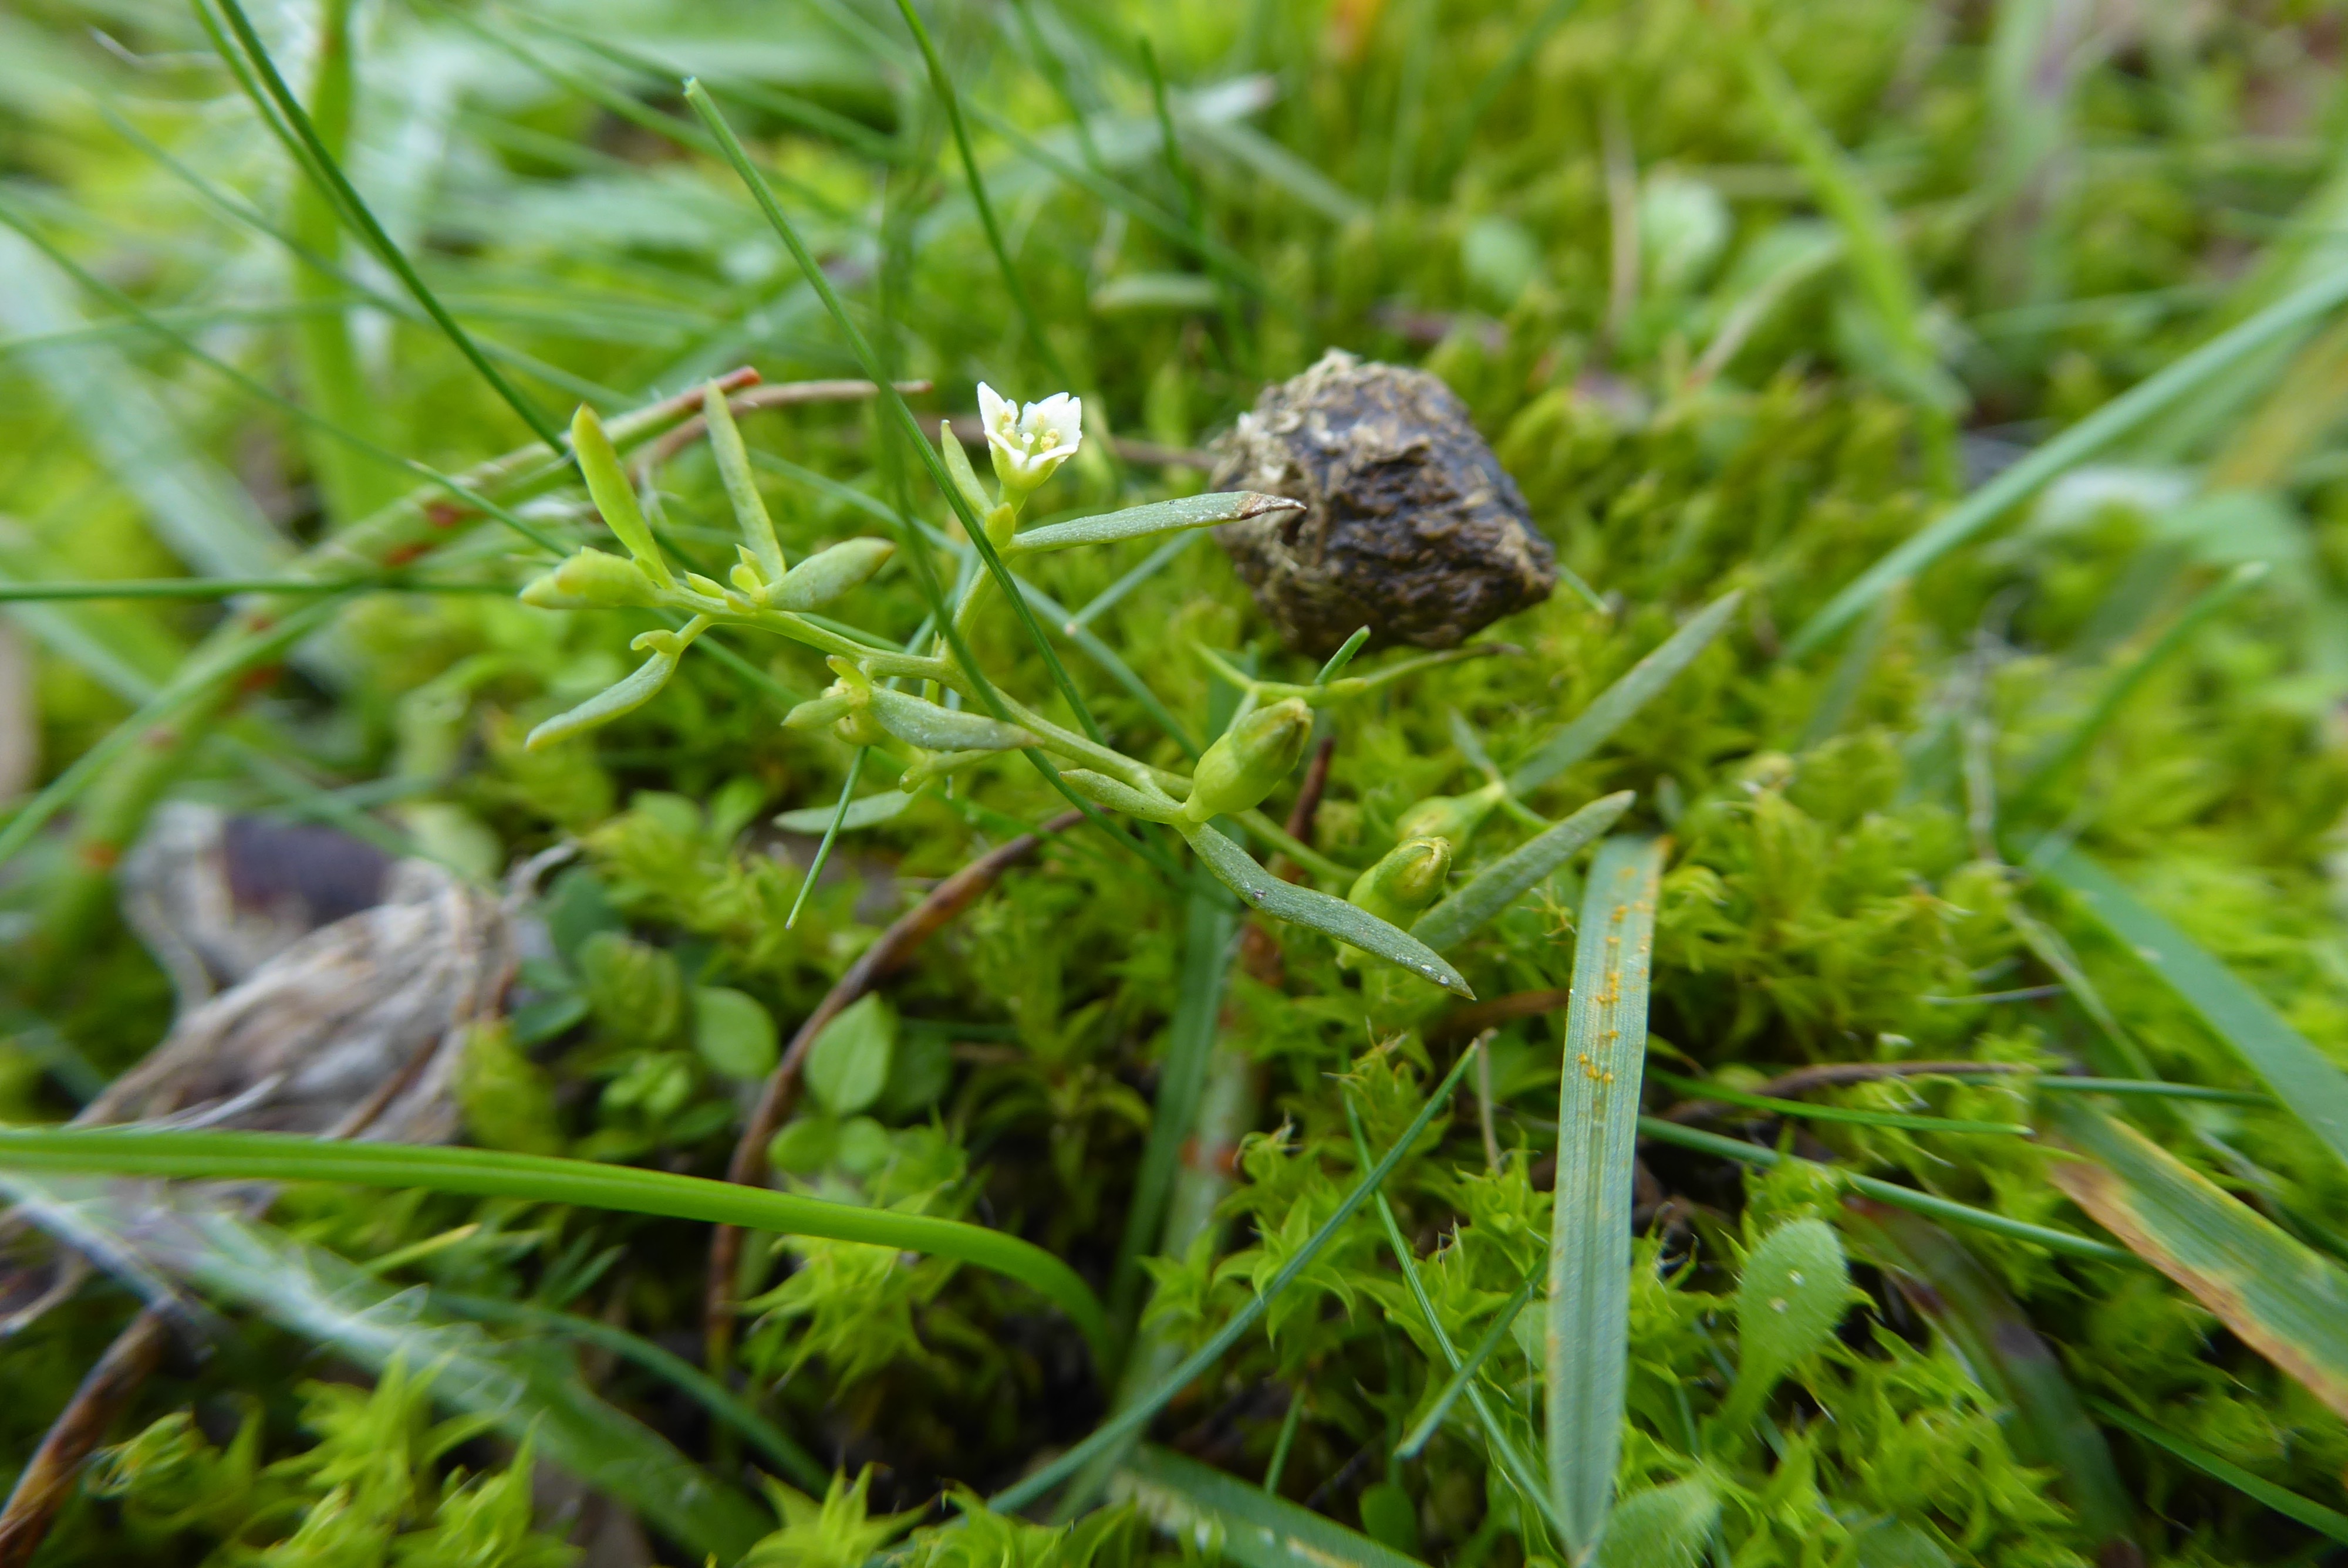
[520, 548, 656, 610]
[577, 931, 683, 1046]
[1182, 698, 1312, 824]
[1393, 780, 1504, 848]
[774, 538, 896, 611]
[782, 687, 859, 731]
[1347, 837, 1452, 925]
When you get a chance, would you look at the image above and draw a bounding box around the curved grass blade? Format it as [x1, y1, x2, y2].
[1790, 259, 2348, 657]
[202, 0, 564, 452]
[1183, 821, 1471, 996]
[1116, 1444, 1429, 1568]
[1647, 1069, 2034, 1136]
[2036, 846, 2348, 1172]
[1317, 627, 1373, 686]
[1395, 1261, 1542, 1461]
[1506, 592, 1742, 795]
[2010, 562, 2266, 813]
[1845, 1200, 2137, 1556]
[434, 1291, 827, 1491]
[2043, 1100, 2348, 1420]
[988, 1043, 1485, 1515]
[1548, 836, 1665, 1557]
[1010, 492, 1301, 554]
[1412, 791, 1635, 952]
[0, 1127, 1108, 1361]
[1344, 1099, 1563, 1540]
[2088, 1398, 2348, 1545]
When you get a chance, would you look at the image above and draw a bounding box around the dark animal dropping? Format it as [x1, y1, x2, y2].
[1210, 349, 1557, 657]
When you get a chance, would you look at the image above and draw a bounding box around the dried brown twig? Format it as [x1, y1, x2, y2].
[703, 809, 1086, 1367]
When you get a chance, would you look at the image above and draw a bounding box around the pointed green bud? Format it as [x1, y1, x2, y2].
[570, 404, 671, 587]
[1394, 780, 1505, 849]
[774, 538, 895, 611]
[520, 547, 655, 610]
[1182, 698, 1312, 823]
[782, 687, 859, 731]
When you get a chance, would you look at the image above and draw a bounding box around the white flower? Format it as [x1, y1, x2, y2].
[977, 383, 1083, 496]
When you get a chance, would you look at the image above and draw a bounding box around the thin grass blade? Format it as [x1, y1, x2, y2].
[1506, 592, 1742, 796]
[1547, 835, 1665, 1558]
[2036, 845, 2348, 1172]
[2088, 1398, 2348, 1545]
[2042, 1100, 2348, 1420]
[1396, 1261, 1542, 1460]
[1647, 1069, 2034, 1136]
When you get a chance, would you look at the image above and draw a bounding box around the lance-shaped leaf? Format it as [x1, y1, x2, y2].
[2037, 845, 2348, 1173]
[866, 684, 1036, 753]
[1412, 791, 1635, 952]
[571, 403, 671, 586]
[2043, 1099, 2348, 1420]
[775, 537, 895, 610]
[1010, 492, 1304, 553]
[704, 380, 785, 582]
[525, 626, 698, 750]
[1182, 821, 1471, 996]
[1115, 1445, 1429, 1568]
[1507, 591, 1742, 795]
[1549, 836, 1665, 1556]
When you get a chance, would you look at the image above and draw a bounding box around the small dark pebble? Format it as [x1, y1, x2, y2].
[1209, 349, 1557, 657]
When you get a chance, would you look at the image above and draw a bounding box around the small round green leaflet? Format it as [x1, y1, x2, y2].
[1723, 1218, 1854, 1432]
[806, 992, 896, 1115]
[691, 986, 779, 1080]
[0, 1127, 1107, 1360]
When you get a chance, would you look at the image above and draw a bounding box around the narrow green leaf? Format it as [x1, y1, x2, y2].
[1647, 1068, 2034, 1136]
[1506, 592, 1742, 796]
[2036, 845, 2348, 1172]
[1116, 1445, 1429, 1568]
[704, 380, 787, 582]
[1638, 1118, 2129, 1263]
[524, 643, 684, 751]
[2031, 1076, 2269, 1106]
[1317, 626, 1373, 685]
[1183, 821, 1472, 996]
[2089, 1398, 2348, 1545]
[0, 1127, 1107, 1361]
[1790, 259, 2348, 657]
[1010, 492, 1303, 554]
[571, 404, 670, 583]
[1412, 792, 1636, 952]
[987, 1045, 1485, 1515]
[2043, 1100, 2348, 1421]
[1548, 835, 1665, 1555]
[0, 576, 507, 601]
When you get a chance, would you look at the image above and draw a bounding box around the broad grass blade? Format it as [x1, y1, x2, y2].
[1507, 592, 1742, 796]
[1116, 1444, 1428, 1568]
[1412, 792, 1634, 952]
[2037, 845, 2348, 1172]
[1548, 836, 1665, 1559]
[2043, 1100, 2348, 1420]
